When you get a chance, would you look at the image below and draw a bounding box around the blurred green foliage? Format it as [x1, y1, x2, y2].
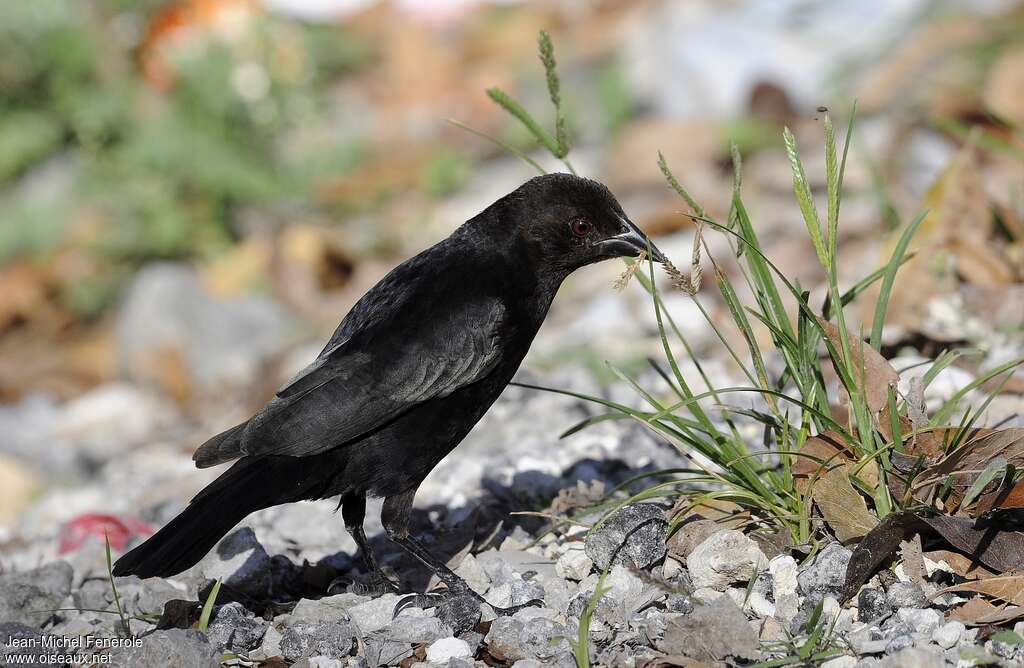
[0, 0, 374, 312]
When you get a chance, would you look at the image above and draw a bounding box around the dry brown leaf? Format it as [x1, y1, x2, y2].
[814, 464, 879, 542]
[917, 428, 1024, 512]
[900, 534, 927, 584]
[924, 549, 998, 579]
[935, 573, 1024, 606]
[818, 319, 899, 415]
[984, 45, 1024, 127]
[976, 480, 1024, 515]
[793, 431, 853, 494]
[948, 596, 1024, 626]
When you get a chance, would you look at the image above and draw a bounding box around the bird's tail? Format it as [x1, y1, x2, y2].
[112, 457, 277, 578]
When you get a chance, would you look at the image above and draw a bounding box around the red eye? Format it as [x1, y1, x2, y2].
[570, 219, 592, 237]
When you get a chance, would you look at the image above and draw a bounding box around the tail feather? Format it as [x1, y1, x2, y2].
[193, 421, 248, 469]
[113, 458, 273, 578]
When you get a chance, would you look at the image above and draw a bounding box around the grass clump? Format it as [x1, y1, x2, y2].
[462, 29, 1023, 549]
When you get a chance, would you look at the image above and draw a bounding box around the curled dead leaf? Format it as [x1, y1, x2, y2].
[817, 318, 899, 415]
[813, 463, 879, 543]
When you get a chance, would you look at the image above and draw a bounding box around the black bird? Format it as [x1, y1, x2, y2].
[112, 173, 665, 611]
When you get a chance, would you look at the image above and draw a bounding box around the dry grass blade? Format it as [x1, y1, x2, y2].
[614, 251, 647, 291]
[661, 223, 704, 295]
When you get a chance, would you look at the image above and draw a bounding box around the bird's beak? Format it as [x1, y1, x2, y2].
[596, 216, 667, 263]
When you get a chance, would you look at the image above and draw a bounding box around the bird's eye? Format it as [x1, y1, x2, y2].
[570, 219, 593, 237]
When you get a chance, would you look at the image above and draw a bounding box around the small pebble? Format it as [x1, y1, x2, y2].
[930, 620, 964, 649]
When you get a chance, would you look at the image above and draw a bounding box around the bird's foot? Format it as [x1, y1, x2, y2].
[328, 571, 400, 597]
[488, 598, 545, 616]
[392, 579, 542, 618]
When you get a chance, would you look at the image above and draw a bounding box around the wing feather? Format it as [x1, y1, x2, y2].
[238, 298, 507, 458]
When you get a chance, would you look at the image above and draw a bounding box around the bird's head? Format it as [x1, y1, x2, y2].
[493, 173, 666, 274]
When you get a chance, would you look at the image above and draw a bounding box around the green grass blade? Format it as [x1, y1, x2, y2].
[869, 210, 926, 350]
[486, 87, 561, 157]
[198, 579, 223, 633]
[782, 127, 827, 266]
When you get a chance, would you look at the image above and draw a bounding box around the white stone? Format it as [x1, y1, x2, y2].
[768, 554, 799, 622]
[426, 637, 473, 662]
[345, 594, 403, 634]
[454, 553, 491, 594]
[555, 550, 593, 581]
[308, 657, 345, 668]
[931, 620, 965, 649]
[662, 555, 684, 580]
[820, 656, 857, 668]
[897, 607, 943, 635]
[687, 529, 768, 590]
[692, 587, 724, 603]
[747, 591, 776, 618]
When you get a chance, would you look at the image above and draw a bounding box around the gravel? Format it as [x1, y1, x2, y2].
[0, 561, 73, 627]
[110, 629, 219, 668]
[797, 542, 852, 602]
[279, 620, 359, 662]
[1, 345, 1013, 667]
[583, 503, 667, 570]
[686, 529, 768, 590]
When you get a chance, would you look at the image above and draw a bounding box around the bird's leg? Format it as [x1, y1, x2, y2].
[334, 493, 399, 596]
[382, 489, 542, 616]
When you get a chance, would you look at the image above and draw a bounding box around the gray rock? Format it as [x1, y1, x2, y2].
[206, 602, 266, 653]
[477, 552, 516, 586]
[280, 620, 358, 661]
[989, 636, 1023, 660]
[555, 550, 593, 581]
[194, 527, 271, 601]
[658, 596, 759, 662]
[584, 503, 667, 570]
[883, 633, 913, 655]
[885, 582, 927, 610]
[74, 576, 182, 622]
[879, 647, 946, 668]
[797, 543, 852, 601]
[687, 529, 767, 591]
[0, 561, 73, 626]
[345, 594, 402, 634]
[484, 616, 571, 663]
[665, 593, 694, 614]
[291, 593, 370, 621]
[387, 616, 450, 644]
[436, 595, 481, 636]
[630, 609, 668, 646]
[857, 587, 889, 622]
[453, 554, 491, 594]
[896, 608, 942, 635]
[111, 629, 219, 668]
[533, 574, 574, 615]
[363, 631, 413, 666]
[131, 578, 184, 618]
[1, 623, 50, 666]
[931, 621, 964, 649]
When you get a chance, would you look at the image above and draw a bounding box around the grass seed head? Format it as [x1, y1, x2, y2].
[613, 250, 647, 291]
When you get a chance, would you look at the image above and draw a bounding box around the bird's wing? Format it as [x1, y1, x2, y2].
[238, 297, 508, 458]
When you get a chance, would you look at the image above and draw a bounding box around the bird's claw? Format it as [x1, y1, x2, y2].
[328, 572, 400, 597]
[488, 597, 544, 617]
[393, 592, 446, 618]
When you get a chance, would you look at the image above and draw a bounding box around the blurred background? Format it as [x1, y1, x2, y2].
[1, 0, 1022, 564]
